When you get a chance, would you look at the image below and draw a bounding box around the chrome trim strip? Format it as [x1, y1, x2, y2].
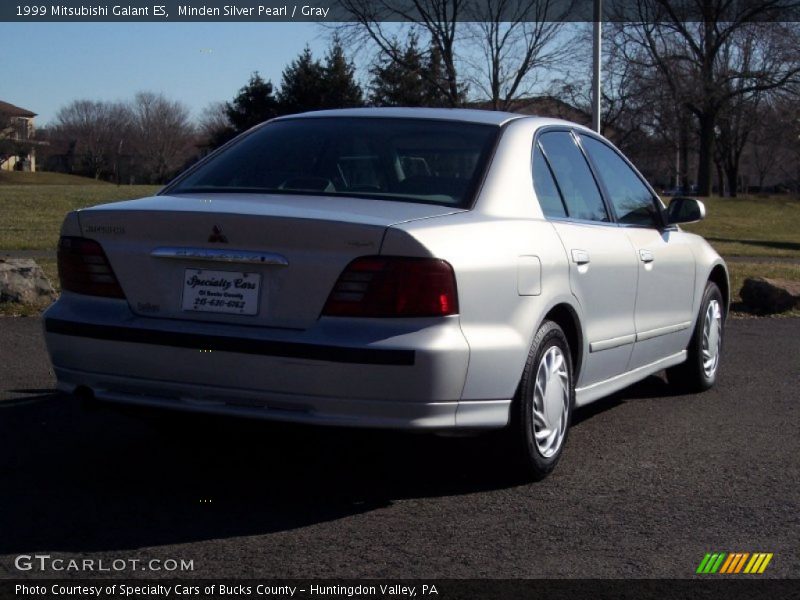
[636, 321, 692, 342]
[588, 321, 691, 353]
[151, 247, 289, 266]
[589, 334, 636, 353]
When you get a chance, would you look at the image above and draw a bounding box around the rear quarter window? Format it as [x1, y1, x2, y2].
[532, 143, 568, 218]
[537, 131, 609, 223]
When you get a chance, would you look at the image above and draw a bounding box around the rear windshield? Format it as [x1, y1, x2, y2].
[166, 117, 499, 208]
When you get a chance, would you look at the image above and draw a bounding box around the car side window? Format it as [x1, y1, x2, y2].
[532, 143, 567, 218]
[538, 131, 609, 222]
[579, 135, 660, 227]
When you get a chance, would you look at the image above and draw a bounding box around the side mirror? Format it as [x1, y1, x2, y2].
[667, 197, 706, 225]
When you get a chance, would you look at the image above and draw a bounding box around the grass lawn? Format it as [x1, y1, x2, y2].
[680, 195, 800, 259]
[0, 183, 159, 251]
[664, 195, 800, 315]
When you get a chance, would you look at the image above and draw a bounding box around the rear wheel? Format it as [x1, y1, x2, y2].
[509, 320, 574, 480]
[667, 281, 724, 393]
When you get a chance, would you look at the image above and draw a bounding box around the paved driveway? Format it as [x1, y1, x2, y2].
[1, 317, 798, 578]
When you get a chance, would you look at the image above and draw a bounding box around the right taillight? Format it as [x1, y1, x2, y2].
[57, 236, 125, 299]
[322, 256, 459, 318]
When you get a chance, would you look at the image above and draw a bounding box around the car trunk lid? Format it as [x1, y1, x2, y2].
[77, 193, 462, 329]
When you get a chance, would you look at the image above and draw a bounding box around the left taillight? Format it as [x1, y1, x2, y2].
[57, 236, 126, 299]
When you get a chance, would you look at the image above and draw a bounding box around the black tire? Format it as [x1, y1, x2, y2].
[508, 320, 574, 481]
[667, 281, 725, 393]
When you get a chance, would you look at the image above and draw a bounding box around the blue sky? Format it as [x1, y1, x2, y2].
[3, 22, 588, 126]
[2, 22, 335, 125]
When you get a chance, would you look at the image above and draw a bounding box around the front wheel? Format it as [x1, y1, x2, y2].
[509, 320, 574, 481]
[667, 281, 724, 393]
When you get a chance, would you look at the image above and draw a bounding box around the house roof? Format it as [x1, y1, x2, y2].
[0, 100, 36, 118]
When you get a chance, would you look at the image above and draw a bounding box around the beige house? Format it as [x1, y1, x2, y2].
[0, 100, 37, 172]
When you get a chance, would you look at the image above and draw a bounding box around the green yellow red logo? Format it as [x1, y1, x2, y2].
[696, 552, 773, 574]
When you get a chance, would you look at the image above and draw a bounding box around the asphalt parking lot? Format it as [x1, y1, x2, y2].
[0, 316, 798, 579]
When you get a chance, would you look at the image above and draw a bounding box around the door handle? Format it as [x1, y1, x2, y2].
[571, 249, 591, 265]
[639, 249, 655, 263]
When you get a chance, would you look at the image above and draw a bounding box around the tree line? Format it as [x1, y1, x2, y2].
[36, 1, 800, 196]
[200, 37, 364, 150]
[332, 0, 800, 196]
[40, 92, 195, 184]
[597, 4, 800, 197]
[40, 34, 451, 184]
[198, 34, 457, 150]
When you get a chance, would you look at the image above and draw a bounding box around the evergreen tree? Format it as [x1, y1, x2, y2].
[369, 35, 463, 107]
[277, 46, 327, 115]
[279, 41, 363, 115]
[321, 36, 363, 109]
[225, 72, 279, 133]
[423, 45, 466, 106]
[369, 35, 429, 106]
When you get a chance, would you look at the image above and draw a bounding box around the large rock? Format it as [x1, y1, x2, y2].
[740, 277, 800, 314]
[0, 258, 57, 305]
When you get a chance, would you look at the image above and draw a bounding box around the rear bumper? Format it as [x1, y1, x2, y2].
[52, 366, 509, 429]
[43, 296, 511, 429]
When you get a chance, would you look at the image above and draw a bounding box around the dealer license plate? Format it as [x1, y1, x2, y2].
[181, 269, 261, 315]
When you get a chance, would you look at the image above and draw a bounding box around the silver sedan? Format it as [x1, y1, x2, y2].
[44, 108, 727, 479]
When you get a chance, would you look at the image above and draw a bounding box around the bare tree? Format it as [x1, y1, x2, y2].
[612, 1, 800, 196]
[198, 102, 230, 139]
[748, 99, 785, 190]
[691, 25, 770, 196]
[129, 92, 195, 183]
[337, 0, 570, 108]
[197, 101, 235, 151]
[52, 100, 131, 179]
[553, 25, 653, 148]
[769, 91, 800, 195]
[463, 0, 569, 110]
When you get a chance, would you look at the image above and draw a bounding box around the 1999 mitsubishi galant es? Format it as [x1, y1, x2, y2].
[44, 108, 727, 479]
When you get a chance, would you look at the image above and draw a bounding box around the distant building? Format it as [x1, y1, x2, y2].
[0, 100, 38, 172]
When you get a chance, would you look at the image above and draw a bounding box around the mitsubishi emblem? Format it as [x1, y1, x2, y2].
[208, 225, 229, 243]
